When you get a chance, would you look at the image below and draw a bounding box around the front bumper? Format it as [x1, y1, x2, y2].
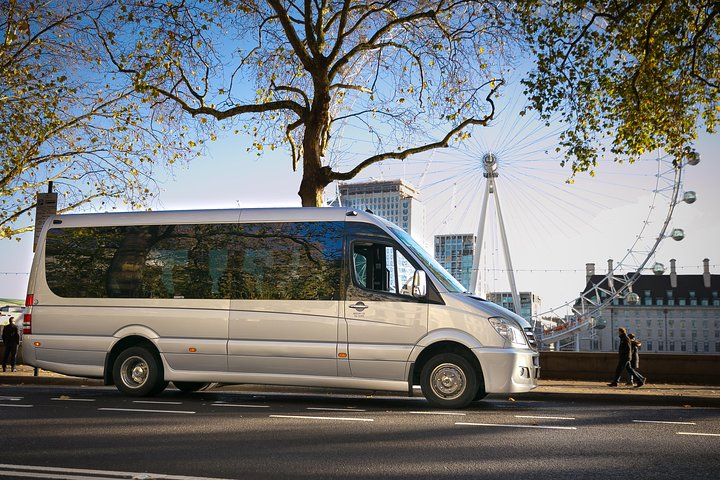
[474, 348, 540, 394]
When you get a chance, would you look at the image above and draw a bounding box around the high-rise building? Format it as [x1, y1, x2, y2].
[577, 259, 720, 353]
[434, 234, 475, 290]
[338, 180, 424, 241]
[486, 291, 542, 325]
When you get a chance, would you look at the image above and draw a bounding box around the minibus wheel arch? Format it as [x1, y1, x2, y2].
[413, 342, 485, 406]
[105, 336, 167, 393]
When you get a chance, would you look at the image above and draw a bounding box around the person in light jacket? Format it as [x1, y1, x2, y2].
[626, 333, 642, 385]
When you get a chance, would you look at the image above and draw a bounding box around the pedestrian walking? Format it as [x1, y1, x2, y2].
[2, 317, 20, 372]
[608, 327, 646, 388]
[626, 333, 642, 385]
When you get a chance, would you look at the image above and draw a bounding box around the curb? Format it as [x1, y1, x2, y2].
[3, 373, 719, 408]
[517, 391, 720, 408]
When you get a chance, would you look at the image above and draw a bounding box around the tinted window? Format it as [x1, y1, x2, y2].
[45, 222, 343, 300]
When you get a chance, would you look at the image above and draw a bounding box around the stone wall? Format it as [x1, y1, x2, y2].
[540, 352, 720, 385]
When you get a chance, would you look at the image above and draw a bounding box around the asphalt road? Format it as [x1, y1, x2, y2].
[1, 384, 719, 480]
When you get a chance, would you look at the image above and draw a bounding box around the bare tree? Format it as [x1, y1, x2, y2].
[96, 0, 519, 206]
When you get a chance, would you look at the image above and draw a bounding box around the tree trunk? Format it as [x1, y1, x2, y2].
[298, 83, 332, 207]
[298, 168, 327, 207]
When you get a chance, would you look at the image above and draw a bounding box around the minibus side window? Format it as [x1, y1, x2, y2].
[44, 221, 343, 300]
[351, 241, 416, 298]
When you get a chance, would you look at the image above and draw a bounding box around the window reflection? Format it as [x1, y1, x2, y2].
[45, 222, 343, 300]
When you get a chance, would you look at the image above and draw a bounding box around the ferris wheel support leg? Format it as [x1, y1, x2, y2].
[493, 180, 522, 315]
[470, 180, 492, 295]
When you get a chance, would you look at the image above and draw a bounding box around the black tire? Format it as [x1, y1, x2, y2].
[113, 346, 167, 397]
[173, 381, 211, 393]
[420, 352, 479, 409]
[473, 388, 489, 401]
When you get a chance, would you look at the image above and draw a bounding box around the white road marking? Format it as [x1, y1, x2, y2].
[457, 422, 577, 431]
[0, 396, 22, 401]
[133, 400, 183, 405]
[212, 403, 270, 408]
[270, 414, 373, 422]
[516, 415, 575, 420]
[0, 463, 234, 479]
[0, 403, 33, 408]
[677, 432, 720, 437]
[633, 420, 697, 425]
[52, 397, 96, 402]
[410, 411, 467, 416]
[307, 407, 367, 412]
[99, 407, 195, 415]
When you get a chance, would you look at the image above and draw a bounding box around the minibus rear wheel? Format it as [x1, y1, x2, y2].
[420, 352, 478, 409]
[113, 346, 167, 397]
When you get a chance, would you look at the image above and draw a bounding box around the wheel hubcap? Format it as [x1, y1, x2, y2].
[430, 362, 466, 400]
[121, 356, 148, 388]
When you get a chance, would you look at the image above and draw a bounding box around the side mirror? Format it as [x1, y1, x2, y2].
[412, 270, 427, 298]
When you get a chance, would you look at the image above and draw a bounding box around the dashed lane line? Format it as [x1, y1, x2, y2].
[516, 415, 576, 420]
[270, 414, 374, 422]
[410, 411, 467, 416]
[307, 407, 367, 412]
[99, 407, 195, 415]
[211, 403, 270, 408]
[677, 432, 720, 437]
[457, 422, 577, 431]
[52, 397, 96, 402]
[632, 420, 697, 425]
[133, 400, 184, 405]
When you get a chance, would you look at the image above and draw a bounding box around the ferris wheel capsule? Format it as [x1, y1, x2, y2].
[670, 228, 685, 241]
[652, 262, 665, 275]
[686, 151, 700, 166]
[683, 191, 697, 204]
[625, 292, 640, 305]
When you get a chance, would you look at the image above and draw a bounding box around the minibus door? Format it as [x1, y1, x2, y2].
[344, 240, 429, 381]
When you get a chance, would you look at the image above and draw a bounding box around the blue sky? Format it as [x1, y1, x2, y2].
[1, 100, 719, 314]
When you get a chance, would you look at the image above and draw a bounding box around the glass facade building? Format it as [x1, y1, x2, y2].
[434, 234, 475, 291]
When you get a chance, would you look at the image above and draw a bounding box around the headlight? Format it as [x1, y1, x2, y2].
[488, 316, 528, 347]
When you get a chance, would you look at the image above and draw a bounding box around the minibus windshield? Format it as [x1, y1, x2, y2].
[389, 226, 467, 294]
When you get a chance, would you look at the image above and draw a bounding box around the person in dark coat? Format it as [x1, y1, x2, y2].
[626, 333, 642, 385]
[2, 317, 21, 372]
[608, 327, 646, 387]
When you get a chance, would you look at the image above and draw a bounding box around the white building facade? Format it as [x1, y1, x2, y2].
[578, 259, 720, 353]
[338, 180, 424, 242]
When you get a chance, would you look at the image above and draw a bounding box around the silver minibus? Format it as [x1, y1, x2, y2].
[23, 207, 538, 408]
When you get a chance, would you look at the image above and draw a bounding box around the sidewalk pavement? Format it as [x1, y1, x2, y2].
[2, 364, 719, 407]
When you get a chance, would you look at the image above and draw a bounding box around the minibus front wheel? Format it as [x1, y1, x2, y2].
[420, 352, 479, 409]
[113, 346, 168, 397]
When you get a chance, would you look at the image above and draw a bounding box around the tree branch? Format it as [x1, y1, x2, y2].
[329, 80, 503, 181]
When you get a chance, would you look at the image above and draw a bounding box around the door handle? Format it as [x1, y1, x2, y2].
[349, 302, 369, 312]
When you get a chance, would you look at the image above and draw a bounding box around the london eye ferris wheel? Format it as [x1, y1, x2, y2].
[327, 85, 699, 348]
